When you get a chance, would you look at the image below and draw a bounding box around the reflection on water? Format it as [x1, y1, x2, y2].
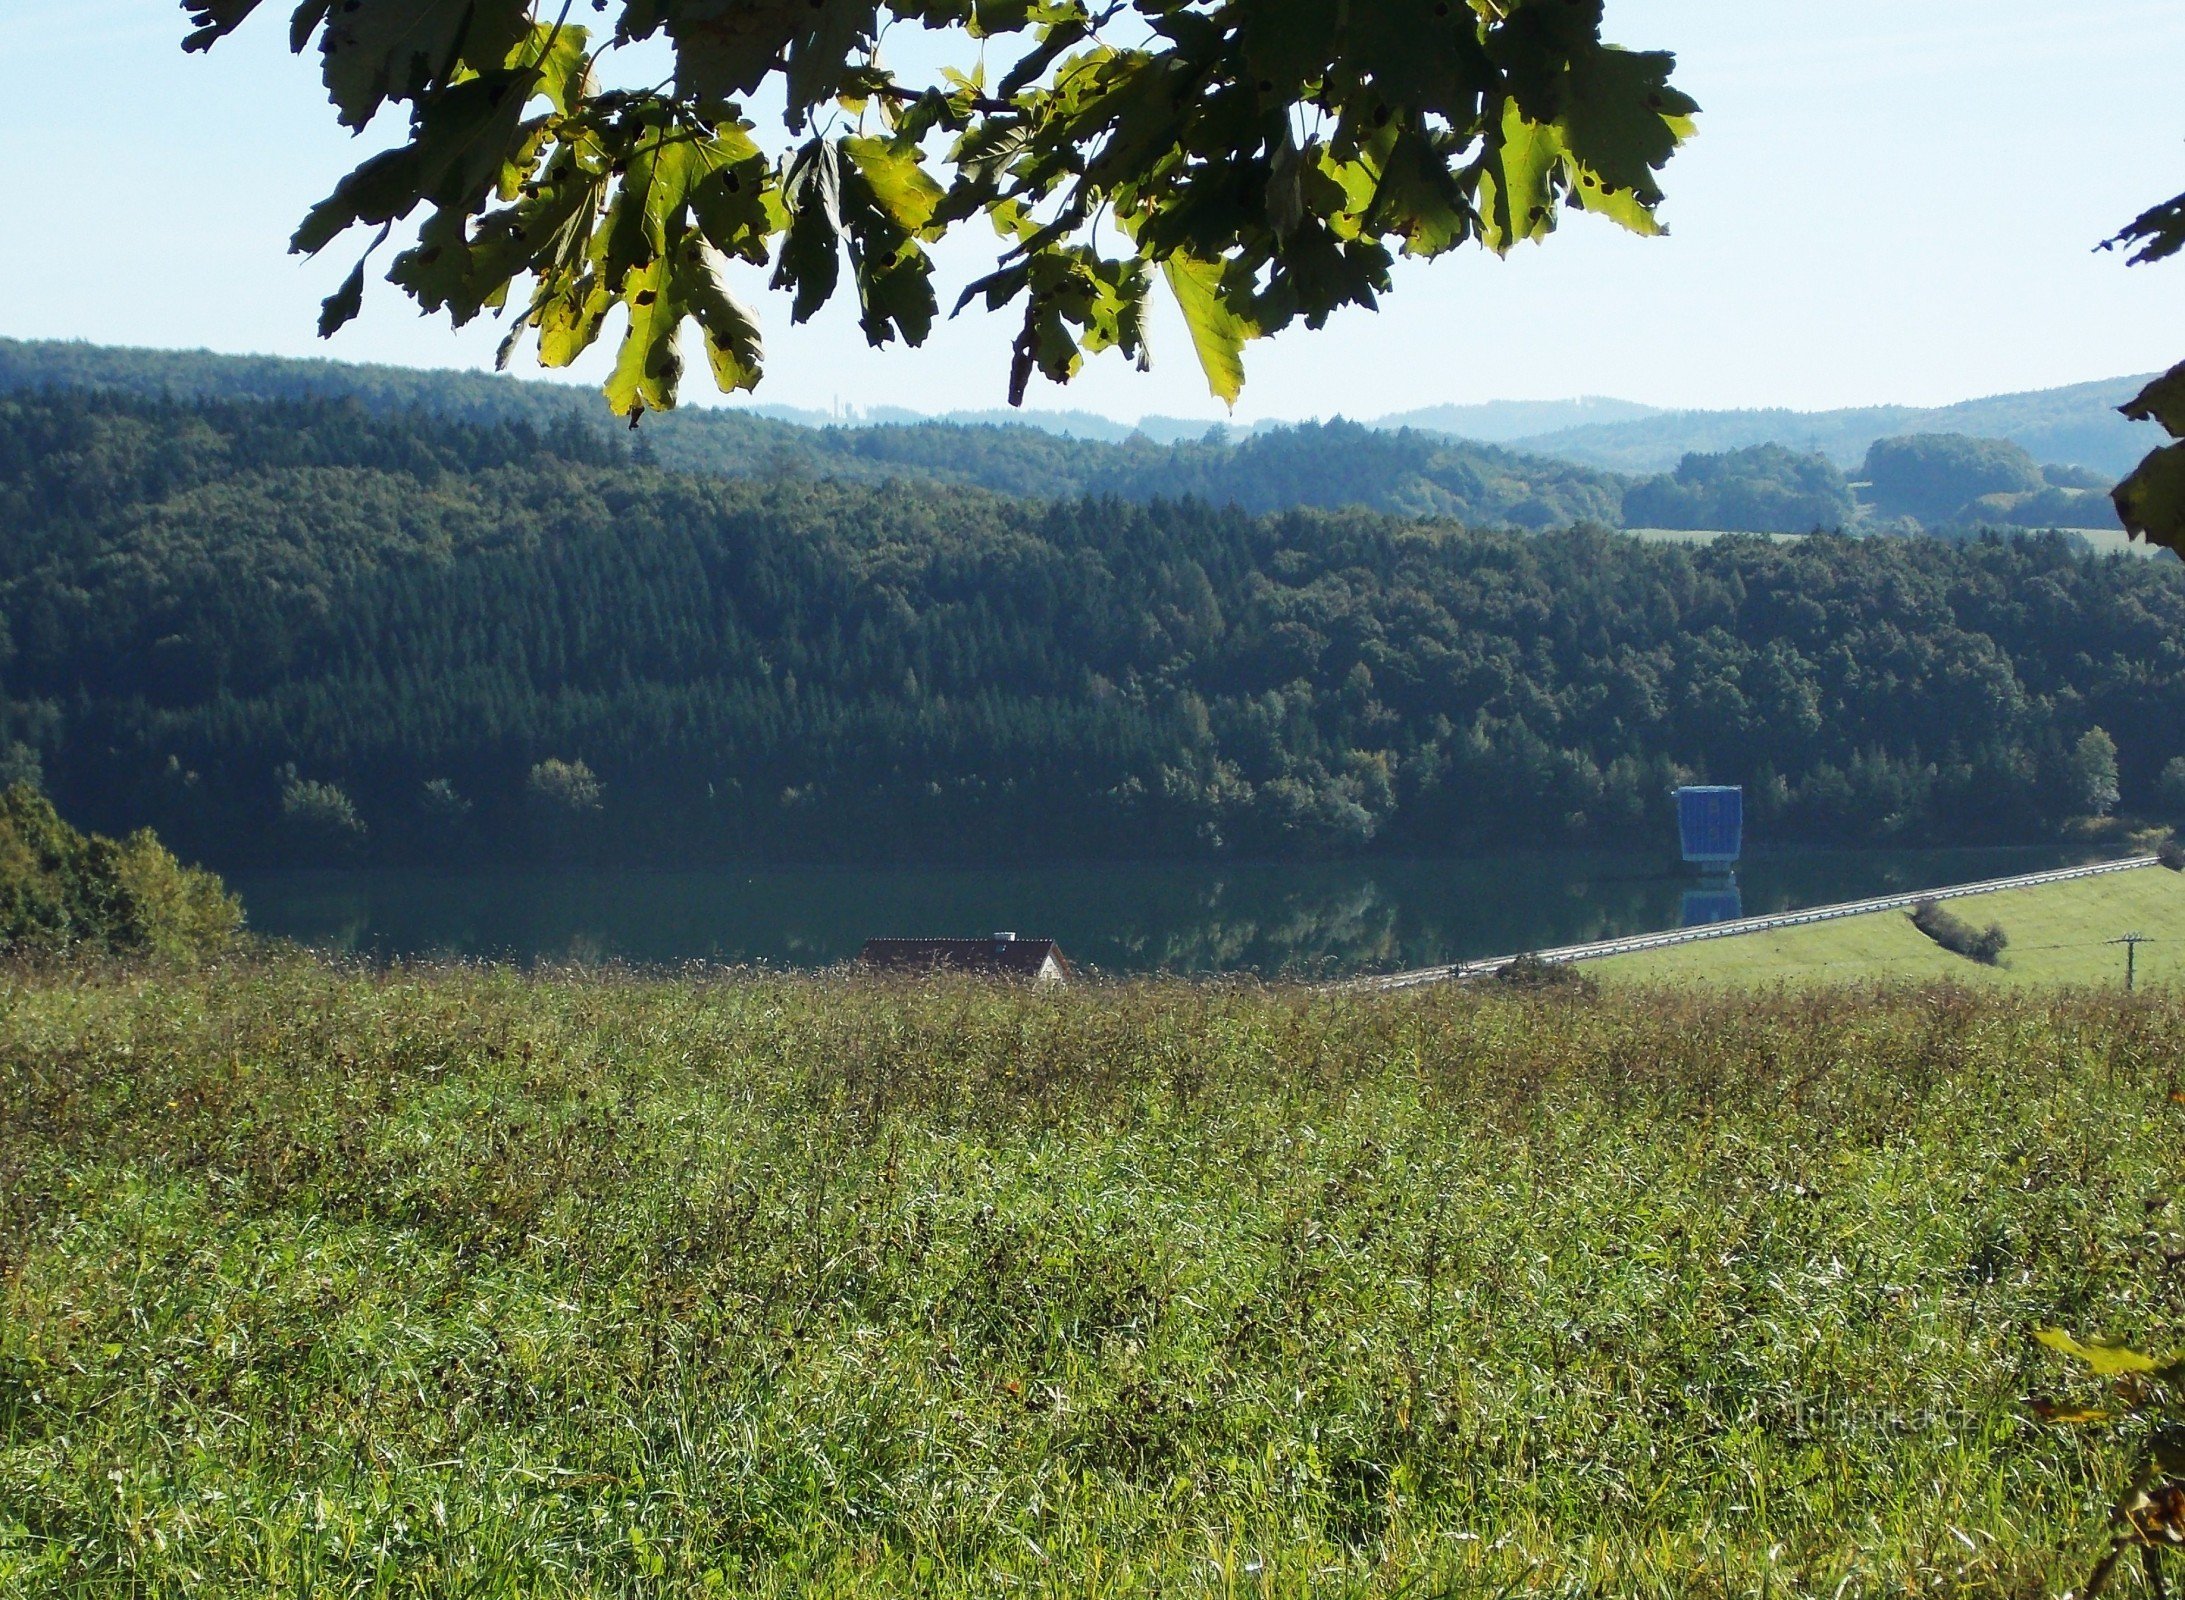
[228, 845, 2109, 977]
[1680, 879, 1744, 929]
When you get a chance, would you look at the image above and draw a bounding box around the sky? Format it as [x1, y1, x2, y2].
[3, 2, 2183, 425]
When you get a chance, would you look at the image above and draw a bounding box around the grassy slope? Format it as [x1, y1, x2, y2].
[1595, 863, 2185, 987]
[6, 961, 2185, 1595]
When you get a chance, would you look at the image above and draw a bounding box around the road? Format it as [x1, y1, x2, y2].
[1346, 853, 2161, 992]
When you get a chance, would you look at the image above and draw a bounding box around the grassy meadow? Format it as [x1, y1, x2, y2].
[6, 957, 2185, 1595]
[1596, 863, 2185, 988]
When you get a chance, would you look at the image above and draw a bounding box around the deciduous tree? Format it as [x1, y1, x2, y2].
[180, 0, 1697, 416]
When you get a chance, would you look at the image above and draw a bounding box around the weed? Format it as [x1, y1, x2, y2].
[2, 958, 2182, 1594]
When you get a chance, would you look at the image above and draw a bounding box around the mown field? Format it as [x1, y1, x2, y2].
[1596, 863, 2185, 988]
[6, 959, 2185, 1596]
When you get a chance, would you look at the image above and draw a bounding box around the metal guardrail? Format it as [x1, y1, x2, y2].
[1347, 854, 2161, 992]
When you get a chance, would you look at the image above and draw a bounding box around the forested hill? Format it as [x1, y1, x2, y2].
[3, 386, 2180, 867]
[0, 338, 1631, 525]
[0, 338, 2117, 534]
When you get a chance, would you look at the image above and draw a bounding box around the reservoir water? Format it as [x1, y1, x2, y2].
[228, 844, 2111, 976]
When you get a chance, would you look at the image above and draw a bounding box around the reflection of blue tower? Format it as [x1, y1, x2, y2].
[1675, 786, 1743, 927]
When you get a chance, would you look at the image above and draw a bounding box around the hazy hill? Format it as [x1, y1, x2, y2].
[0, 338, 1630, 527]
[0, 337, 2130, 531]
[1499, 376, 2161, 477]
[1375, 396, 1664, 442]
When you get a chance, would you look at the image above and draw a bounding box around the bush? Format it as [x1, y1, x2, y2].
[2159, 836, 2185, 872]
[419, 778, 472, 822]
[1491, 952, 1600, 996]
[526, 758, 603, 815]
[278, 767, 367, 852]
[2159, 757, 2185, 821]
[1909, 896, 2009, 964]
[0, 784, 241, 957]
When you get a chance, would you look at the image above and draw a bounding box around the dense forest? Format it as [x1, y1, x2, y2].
[0, 339, 2121, 533]
[2, 387, 2180, 866]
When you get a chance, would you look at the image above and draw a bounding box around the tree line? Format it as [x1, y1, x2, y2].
[1, 388, 2176, 866]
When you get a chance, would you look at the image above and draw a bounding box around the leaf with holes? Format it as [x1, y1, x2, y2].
[679, 239, 765, 392]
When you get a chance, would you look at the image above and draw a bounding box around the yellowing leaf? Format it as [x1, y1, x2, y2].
[2036, 1328, 2165, 1375]
[2027, 1397, 2113, 1425]
[1162, 255, 1257, 407]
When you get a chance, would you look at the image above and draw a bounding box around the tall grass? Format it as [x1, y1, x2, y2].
[5, 957, 2185, 1595]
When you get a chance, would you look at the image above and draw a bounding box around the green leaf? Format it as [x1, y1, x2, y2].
[850, 238, 937, 347]
[386, 208, 468, 317]
[1480, 98, 1565, 252]
[772, 139, 845, 324]
[206, 0, 1701, 411]
[507, 19, 592, 115]
[291, 147, 423, 256]
[407, 72, 535, 207]
[318, 257, 367, 337]
[688, 126, 777, 264]
[678, 239, 765, 393]
[316, 0, 531, 130]
[537, 274, 614, 368]
[604, 255, 685, 419]
[2107, 193, 2185, 268]
[1161, 254, 1257, 407]
[180, 0, 269, 53]
[843, 136, 945, 236]
[289, 1, 333, 54]
[2036, 1328, 2165, 1376]
[2114, 442, 2185, 556]
[597, 121, 700, 289]
[1560, 45, 1697, 209]
[1371, 128, 1476, 257]
[2122, 364, 2185, 439]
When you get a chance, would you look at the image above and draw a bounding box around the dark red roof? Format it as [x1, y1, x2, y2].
[858, 936, 1069, 978]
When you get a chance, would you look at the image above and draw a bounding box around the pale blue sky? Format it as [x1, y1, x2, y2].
[3, 2, 2182, 423]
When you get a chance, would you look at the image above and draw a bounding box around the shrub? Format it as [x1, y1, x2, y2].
[526, 758, 603, 815]
[278, 767, 367, 851]
[0, 784, 240, 957]
[2159, 757, 2185, 821]
[2159, 836, 2185, 872]
[1909, 896, 2009, 964]
[420, 778, 472, 822]
[1491, 952, 1599, 997]
[0, 740, 42, 791]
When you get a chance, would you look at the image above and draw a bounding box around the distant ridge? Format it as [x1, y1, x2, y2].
[1375, 396, 1663, 442]
[0, 336, 592, 428]
[1492, 376, 2161, 478]
[0, 337, 2154, 477]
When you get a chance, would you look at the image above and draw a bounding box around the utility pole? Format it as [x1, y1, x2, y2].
[2109, 932, 2151, 992]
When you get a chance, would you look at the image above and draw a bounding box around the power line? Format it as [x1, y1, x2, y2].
[2108, 932, 2154, 992]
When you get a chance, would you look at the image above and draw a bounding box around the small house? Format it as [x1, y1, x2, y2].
[857, 932, 1071, 984]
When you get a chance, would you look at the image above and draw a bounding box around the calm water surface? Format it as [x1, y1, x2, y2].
[229, 846, 2109, 976]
